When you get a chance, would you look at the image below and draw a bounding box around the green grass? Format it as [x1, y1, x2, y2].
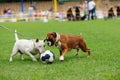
[0, 19, 120, 80]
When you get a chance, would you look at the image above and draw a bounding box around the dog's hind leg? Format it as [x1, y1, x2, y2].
[18, 51, 24, 60]
[20, 54, 24, 60]
[80, 42, 91, 57]
[81, 47, 91, 57]
[75, 49, 79, 56]
[87, 48, 91, 57]
[9, 47, 18, 62]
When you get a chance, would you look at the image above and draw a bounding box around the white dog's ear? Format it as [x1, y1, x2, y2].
[44, 39, 46, 42]
[36, 38, 39, 42]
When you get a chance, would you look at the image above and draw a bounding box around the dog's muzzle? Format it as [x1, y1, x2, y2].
[44, 38, 54, 47]
[47, 41, 52, 46]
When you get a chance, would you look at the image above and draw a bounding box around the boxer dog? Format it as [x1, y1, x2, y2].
[44, 32, 90, 61]
[9, 30, 45, 62]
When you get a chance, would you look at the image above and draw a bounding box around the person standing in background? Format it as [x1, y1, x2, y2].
[81, 1, 88, 20]
[28, 5, 34, 17]
[88, 0, 96, 20]
[8, 8, 12, 17]
[3, 8, 8, 17]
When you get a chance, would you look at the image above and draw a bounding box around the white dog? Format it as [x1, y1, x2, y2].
[9, 30, 45, 62]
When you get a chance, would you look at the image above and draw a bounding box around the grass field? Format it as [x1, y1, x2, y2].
[0, 19, 120, 80]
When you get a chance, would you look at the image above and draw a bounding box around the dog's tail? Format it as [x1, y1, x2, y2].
[15, 30, 19, 41]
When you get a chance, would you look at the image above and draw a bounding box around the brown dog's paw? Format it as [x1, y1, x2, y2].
[59, 56, 64, 61]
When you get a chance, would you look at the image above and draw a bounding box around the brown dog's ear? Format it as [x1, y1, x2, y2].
[36, 38, 39, 42]
[52, 32, 57, 38]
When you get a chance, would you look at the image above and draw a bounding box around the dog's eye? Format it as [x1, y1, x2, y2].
[39, 46, 41, 47]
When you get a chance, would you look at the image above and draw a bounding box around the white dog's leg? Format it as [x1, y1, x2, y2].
[18, 51, 24, 60]
[20, 54, 24, 60]
[9, 47, 18, 62]
[26, 52, 37, 61]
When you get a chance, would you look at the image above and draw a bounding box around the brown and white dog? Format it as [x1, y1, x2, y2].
[44, 32, 90, 61]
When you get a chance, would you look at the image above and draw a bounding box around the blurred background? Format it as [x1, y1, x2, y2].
[0, 0, 120, 22]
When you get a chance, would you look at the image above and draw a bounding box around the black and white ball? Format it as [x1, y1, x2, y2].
[40, 50, 55, 64]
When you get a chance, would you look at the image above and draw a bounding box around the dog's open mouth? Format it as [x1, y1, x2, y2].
[47, 41, 52, 46]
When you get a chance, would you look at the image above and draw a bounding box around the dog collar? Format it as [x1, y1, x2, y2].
[56, 33, 60, 42]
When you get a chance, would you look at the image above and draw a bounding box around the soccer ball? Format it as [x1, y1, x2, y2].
[40, 50, 55, 64]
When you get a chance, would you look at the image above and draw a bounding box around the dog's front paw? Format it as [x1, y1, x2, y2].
[59, 56, 64, 61]
[9, 57, 13, 62]
[9, 60, 13, 62]
[32, 59, 37, 62]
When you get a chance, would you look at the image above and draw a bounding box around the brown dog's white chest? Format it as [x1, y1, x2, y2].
[55, 41, 61, 50]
